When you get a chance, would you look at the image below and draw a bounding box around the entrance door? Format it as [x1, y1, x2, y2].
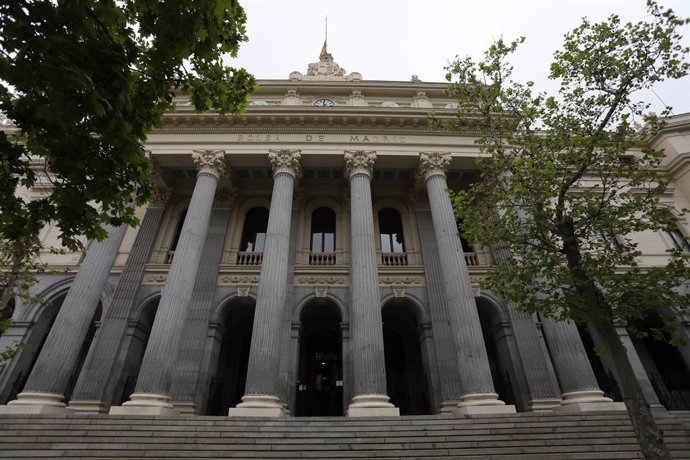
[296, 300, 343, 416]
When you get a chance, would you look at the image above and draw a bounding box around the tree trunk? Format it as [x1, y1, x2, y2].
[593, 319, 672, 460]
[558, 222, 671, 459]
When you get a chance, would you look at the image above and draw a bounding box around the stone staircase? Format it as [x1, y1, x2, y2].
[0, 411, 689, 459]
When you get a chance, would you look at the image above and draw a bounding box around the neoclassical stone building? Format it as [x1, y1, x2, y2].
[1, 50, 689, 417]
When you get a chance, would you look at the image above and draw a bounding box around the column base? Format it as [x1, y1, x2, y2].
[172, 401, 198, 415]
[347, 394, 400, 417]
[554, 390, 626, 412]
[527, 398, 562, 412]
[438, 400, 461, 414]
[68, 400, 109, 414]
[0, 392, 70, 414]
[228, 395, 287, 418]
[109, 393, 179, 416]
[456, 392, 516, 416]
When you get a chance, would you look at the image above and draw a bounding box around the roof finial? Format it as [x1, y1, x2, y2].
[320, 16, 328, 58]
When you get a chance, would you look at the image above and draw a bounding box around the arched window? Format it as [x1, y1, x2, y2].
[379, 208, 407, 266]
[166, 209, 187, 263]
[379, 208, 405, 253]
[310, 208, 336, 265]
[240, 207, 269, 252]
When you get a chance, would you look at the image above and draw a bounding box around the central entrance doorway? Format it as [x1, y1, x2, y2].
[295, 299, 343, 416]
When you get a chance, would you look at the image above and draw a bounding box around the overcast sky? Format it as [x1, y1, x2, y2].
[229, 0, 690, 115]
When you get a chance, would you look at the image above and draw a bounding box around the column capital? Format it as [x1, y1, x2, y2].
[418, 151, 451, 181]
[344, 150, 377, 179]
[192, 149, 226, 178]
[268, 149, 302, 178]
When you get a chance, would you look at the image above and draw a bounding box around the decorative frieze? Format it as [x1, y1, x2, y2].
[379, 275, 424, 286]
[344, 150, 377, 179]
[219, 274, 261, 286]
[192, 149, 226, 178]
[417, 151, 451, 181]
[268, 149, 302, 177]
[294, 275, 347, 286]
[144, 273, 167, 285]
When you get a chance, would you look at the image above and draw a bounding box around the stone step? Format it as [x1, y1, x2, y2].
[0, 412, 687, 459]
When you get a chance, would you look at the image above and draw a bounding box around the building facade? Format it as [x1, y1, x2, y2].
[1, 51, 689, 417]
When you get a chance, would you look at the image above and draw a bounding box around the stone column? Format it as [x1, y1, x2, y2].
[418, 151, 514, 415]
[68, 196, 169, 413]
[1, 223, 128, 414]
[229, 149, 301, 418]
[541, 317, 625, 411]
[490, 244, 562, 411]
[344, 150, 399, 417]
[111, 149, 226, 415]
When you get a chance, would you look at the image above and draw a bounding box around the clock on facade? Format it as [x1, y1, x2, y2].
[314, 98, 335, 107]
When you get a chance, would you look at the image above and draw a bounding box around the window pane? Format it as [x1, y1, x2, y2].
[381, 234, 392, 252]
[255, 233, 266, 252]
[312, 233, 323, 252]
[324, 233, 334, 252]
[392, 233, 404, 253]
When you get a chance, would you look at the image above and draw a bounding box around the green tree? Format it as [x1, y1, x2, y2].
[0, 0, 256, 323]
[445, 2, 689, 459]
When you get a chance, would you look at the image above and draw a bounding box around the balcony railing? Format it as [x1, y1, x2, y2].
[381, 252, 408, 266]
[464, 252, 480, 266]
[310, 252, 336, 265]
[237, 251, 263, 265]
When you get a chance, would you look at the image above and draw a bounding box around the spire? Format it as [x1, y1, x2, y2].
[320, 16, 328, 59]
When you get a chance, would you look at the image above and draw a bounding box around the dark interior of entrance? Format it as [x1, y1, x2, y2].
[382, 299, 431, 415]
[206, 298, 255, 415]
[476, 299, 517, 406]
[296, 300, 343, 416]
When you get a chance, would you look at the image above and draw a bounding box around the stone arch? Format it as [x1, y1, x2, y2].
[293, 293, 348, 325]
[380, 292, 429, 324]
[205, 294, 257, 415]
[475, 294, 521, 408]
[294, 297, 344, 416]
[381, 296, 433, 415]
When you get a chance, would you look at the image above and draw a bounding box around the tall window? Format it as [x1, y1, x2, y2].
[665, 225, 690, 253]
[379, 208, 405, 253]
[311, 208, 336, 252]
[456, 218, 474, 252]
[166, 209, 187, 262]
[240, 207, 269, 252]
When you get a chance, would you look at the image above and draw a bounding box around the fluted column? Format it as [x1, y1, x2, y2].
[541, 317, 624, 411]
[2, 223, 127, 413]
[418, 151, 514, 415]
[344, 150, 399, 417]
[68, 198, 168, 413]
[229, 149, 301, 418]
[111, 149, 226, 415]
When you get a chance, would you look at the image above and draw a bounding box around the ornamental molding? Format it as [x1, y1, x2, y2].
[149, 186, 174, 208]
[192, 149, 226, 178]
[144, 274, 167, 285]
[268, 149, 302, 178]
[294, 275, 347, 286]
[392, 286, 406, 298]
[314, 286, 329, 298]
[417, 151, 451, 181]
[237, 285, 251, 297]
[344, 150, 377, 179]
[213, 188, 237, 208]
[379, 275, 424, 286]
[219, 274, 260, 286]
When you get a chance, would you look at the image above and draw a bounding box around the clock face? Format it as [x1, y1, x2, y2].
[314, 98, 335, 107]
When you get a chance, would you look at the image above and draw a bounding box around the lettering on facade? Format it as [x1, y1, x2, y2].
[349, 135, 406, 144]
[232, 134, 407, 144]
[236, 134, 282, 142]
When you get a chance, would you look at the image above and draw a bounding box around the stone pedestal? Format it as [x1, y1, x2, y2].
[110, 393, 178, 416]
[348, 394, 400, 417]
[1, 392, 71, 414]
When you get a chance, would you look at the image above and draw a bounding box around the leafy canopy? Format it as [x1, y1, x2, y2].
[0, 0, 255, 252]
[447, 1, 690, 329]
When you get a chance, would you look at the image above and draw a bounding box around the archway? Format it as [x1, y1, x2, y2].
[382, 298, 431, 415]
[295, 298, 343, 416]
[1, 293, 64, 403]
[115, 296, 159, 405]
[630, 312, 690, 410]
[476, 298, 517, 406]
[206, 297, 255, 415]
[576, 323, 622, 401]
